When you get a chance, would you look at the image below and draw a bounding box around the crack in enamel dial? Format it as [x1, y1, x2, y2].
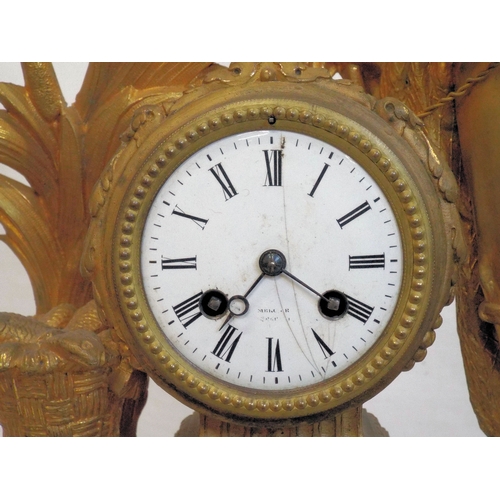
[112, 100, 434, 422]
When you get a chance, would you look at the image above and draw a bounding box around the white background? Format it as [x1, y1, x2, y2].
[0, 62, 485, 437]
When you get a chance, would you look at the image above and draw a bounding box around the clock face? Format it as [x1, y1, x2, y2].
[140, 129, 403, 392]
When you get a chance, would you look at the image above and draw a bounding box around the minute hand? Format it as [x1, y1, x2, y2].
[282, 270, 340, 311]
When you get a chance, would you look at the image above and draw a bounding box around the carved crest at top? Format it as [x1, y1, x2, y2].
[201, 62, 333, 85]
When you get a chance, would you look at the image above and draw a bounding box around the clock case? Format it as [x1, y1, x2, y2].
[83, 64, 462, 427]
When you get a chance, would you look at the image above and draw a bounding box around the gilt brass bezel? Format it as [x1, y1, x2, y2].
[111, 93, 436, 424]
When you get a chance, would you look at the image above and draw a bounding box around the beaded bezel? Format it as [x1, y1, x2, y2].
[111, 96, 435, 423]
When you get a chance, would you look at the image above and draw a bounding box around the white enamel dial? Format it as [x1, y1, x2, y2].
[140, 129, 403, 391]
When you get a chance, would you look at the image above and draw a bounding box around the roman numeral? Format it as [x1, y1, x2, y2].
[349, 253, 385, 270]
[263, 149, 282, 186]
[345, 295, 374, 324]
[337, 201, 371, 228]
[308, 163, 330, 197]
[161, 256, 197, 270]
[266, 338, 283, 372]
[209, 163, 238, 200]
[212, 325, 242, 362]
[172, 206, 208, 229]
[311, 329, 334, 359]
[173, 291, 203, 328]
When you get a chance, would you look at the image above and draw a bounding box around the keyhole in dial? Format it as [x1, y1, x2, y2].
[199, 290, 228, 319]
[319, 290, 348, 320]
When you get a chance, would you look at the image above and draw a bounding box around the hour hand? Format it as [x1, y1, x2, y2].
[219, 272, 265, 330]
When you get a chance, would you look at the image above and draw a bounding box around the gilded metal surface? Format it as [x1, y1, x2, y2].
[0, 301, 120, 436]
[333, 62, 500, 436]
[452, 63, 500, 436]
[82, 63, 459, 430]
[2, 62, 491, 436]
[176, 407, 388, 436]
[337, 62, 500, 436]
[198, 406, 363, 437]
[0, 63, 214, 436]
[0, 300, 150, 436]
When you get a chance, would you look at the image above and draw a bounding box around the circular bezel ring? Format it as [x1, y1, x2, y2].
[110, 92, 438, 425]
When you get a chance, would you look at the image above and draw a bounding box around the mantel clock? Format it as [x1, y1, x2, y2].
[83, 63, 462, 436]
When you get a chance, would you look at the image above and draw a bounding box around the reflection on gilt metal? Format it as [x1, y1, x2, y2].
[176, 408, 388, 437]
[0, 301, 147, 436]
[0, 62, 497, 435]
[0, 63, 213, 436]
[453, 63, 500, 437]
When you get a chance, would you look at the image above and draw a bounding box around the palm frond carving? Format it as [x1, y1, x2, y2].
[0, 62, 214, 313]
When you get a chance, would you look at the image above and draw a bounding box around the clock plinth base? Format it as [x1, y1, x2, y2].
[175, 406, 388, 437]
[199, 407, 361, 437]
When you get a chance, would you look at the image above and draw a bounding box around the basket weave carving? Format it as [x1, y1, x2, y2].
[0, 305, 125, 437]
[0, 369, 122, 436]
